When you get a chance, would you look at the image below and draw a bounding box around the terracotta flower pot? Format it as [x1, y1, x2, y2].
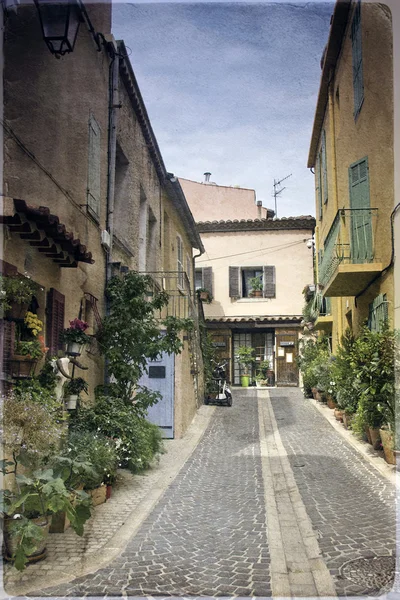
[334, 408, 344, 422]
[89, 485, 107, 506]
[379, 428, 395, 465]
[106, 484, 112, 500]
[343, 412, 354, 429]
[4, 516, 50, 562]
[369, 428, 381, 449]
[327, 395, 337, 409]
[6, 301, 29, 320]
[311, 387, 318, 399]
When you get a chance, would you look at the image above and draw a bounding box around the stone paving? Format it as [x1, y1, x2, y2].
[3, 387, 398, 598]
[33, 390, 271, 597]
[270, 387, 396, 597]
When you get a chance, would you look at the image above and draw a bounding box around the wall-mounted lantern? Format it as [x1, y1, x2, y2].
[34, 0, 81, 57]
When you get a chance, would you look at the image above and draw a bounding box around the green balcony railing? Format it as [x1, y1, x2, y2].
[318, 208, 378, 288]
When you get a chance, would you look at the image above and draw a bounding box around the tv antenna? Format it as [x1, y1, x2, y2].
[273, 173, 292, 218]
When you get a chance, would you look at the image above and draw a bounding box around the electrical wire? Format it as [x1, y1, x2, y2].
[196, 238, 307, 264]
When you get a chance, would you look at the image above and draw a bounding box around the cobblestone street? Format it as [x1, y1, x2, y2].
[6, 388, 397, 598]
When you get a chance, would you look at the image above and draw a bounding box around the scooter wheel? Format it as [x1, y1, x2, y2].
[204, 396, 210, 405]
[226, 394, 232, 407]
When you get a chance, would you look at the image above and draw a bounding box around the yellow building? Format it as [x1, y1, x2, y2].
[307, 0, 395, 350]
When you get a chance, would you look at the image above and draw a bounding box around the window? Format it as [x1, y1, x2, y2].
[87, 114, 101, 221]
[177, 235, 184, 288]
[242, 268, 263, 298]
[316, 153, 323, 220]
[321, 129, 328, 204]
[351, 0, 364, 118]
[195, 266, 213, 294]
[229, 266, 275, 299]
[368, 294, 388, 332]
[46, 288, 65, 356]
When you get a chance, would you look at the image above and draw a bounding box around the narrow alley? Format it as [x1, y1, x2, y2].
[19, 389, 396, 599]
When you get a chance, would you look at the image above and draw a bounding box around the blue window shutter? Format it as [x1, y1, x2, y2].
[368, 294, 388, 332]
[349, 157, 372, 261]
[87, 115, 101, 220]
[321, 130, 328, 204]
[351, 1, 364, 118]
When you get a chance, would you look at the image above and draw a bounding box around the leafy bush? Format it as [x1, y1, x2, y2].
[1, 393, 63, 467]
[297, 335, 330, 397]
[72, 394, 164, 473]
[0, 274, 38, 311]
[97, 271, 193, 405]
[332, 329, 358, 414]
[66, 431, 118, 488]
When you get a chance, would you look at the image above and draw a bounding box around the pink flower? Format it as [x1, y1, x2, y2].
[69, 318, 89, 332]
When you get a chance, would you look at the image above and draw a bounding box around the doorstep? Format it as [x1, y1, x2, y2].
[310, 398, 396, 485]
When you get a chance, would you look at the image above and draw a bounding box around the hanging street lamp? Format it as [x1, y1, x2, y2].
[34, 0, 81, 57]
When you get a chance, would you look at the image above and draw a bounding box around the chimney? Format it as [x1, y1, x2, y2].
[257, 200, 262, 219]
[204, 172, 211, 183]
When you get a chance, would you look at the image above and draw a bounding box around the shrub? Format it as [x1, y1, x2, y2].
[297, 335, 330, 397]
[72, 394, 164, 473]
[66, 431, 118, 488]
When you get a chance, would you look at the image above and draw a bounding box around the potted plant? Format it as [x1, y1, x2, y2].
[0, 274, 38, 319]
[64, 377, 89, 410]
[255, 359, 270, 387]
[196, 287, 213, 303]
[2, 468, 92, 570]
[249, 275, 263, 298]
[65, 431, 118, 506]
[61, 318, 89, 356]
[11, 335, 48, 378]
[236, 346, 256, 387]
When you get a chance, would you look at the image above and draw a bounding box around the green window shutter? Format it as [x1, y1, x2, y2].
[229, 267, 240, 298]
[202, 266, 213, 296]
[316, 154, 323, 220]
[349, 157, 372, 261]
[87, 115, 101, 221]
[263, 265, 276, 298]
[351, 0, 364, 117]
[321, 130, 328, 204]
[368, 294, 388, 332]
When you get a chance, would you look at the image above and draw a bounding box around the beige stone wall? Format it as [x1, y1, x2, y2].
[179, 178, 267, 222]
[198, 229, 314, 319]
[314, 2, 394, 347]
[2, 5, 112, 398]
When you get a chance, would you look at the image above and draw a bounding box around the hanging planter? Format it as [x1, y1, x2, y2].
[64, 394, 78, 410]
[65, 342, 84, 356]
[9, 356, 38, 379]
[60, 318, 89, 356]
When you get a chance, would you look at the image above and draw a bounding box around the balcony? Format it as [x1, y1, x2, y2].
[143, 271, 195, 320]
[318, 208, 383, 297]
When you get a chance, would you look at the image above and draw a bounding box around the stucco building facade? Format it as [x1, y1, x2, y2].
[181, 178, 315, 386]
[308, 0, 395, 350]
[0, 4, 204, 438]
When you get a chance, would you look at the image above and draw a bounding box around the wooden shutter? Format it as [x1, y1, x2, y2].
[321, 130, 328, 204]
[316, 154, 323, 220]
[202, 267, 213, 296]
[87, 114, 101, 220]
[349, 157, 372, 260]
[263, 266, 276, 298]
[46, 288, 65, 356]
[0, 320, 15, 379]
[229, 267, 240, 298]
[351, 0, 364, 117]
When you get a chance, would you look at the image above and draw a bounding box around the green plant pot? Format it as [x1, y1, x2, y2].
[241, 375, 250, 387]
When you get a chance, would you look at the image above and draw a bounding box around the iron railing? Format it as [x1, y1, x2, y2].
[141, 270, 194, 320]
[318, 208, 378, 288]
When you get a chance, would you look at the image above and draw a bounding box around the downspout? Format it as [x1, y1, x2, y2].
[328, 73, 343, 345]
[104, 39, 119, 385]
[106, 40, 120, 285]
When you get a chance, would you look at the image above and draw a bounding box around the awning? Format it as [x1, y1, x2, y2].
[206, 316, 302, 325]
[1, 199, 94, 267]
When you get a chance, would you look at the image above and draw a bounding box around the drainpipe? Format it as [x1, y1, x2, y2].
[328, 73, 343, 344]
[105, 38, 120, 285]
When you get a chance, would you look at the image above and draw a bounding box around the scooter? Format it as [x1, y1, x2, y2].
[205, 360, 233, 407]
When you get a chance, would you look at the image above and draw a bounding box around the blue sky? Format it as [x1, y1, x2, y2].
[112, 2, 334, 217]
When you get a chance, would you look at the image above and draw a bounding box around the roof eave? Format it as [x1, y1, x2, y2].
[166, 177, 205, 253]
[307, 0, 352, 168]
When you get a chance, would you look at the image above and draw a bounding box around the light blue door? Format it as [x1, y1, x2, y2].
[140, 351, 175, 439]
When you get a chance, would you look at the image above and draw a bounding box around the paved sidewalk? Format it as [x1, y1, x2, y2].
[3, 405, 216, 597]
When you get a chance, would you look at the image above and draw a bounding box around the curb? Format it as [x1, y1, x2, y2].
[310, 398, 396, 485]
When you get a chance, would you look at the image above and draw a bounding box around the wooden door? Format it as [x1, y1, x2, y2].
[275, 333, 298, 386]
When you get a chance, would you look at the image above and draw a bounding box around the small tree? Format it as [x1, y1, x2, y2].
[97, 271, 193, 407]
[236, 346, 256, 375]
